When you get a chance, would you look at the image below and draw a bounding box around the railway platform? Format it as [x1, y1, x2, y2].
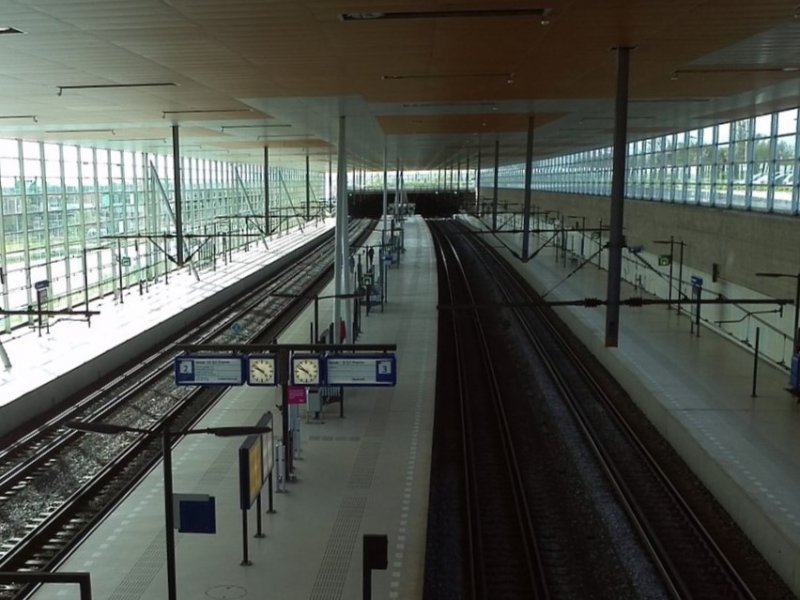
[28, 215, 437, 600]
[470, 215, 800, 596]
[0, 219, 335, 438]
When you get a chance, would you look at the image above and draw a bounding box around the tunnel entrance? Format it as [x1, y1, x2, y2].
[349, 191, 474, 218]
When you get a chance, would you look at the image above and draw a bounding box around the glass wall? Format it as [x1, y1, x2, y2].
[484, 106, 800, 216]
[0, 139, 324, 333]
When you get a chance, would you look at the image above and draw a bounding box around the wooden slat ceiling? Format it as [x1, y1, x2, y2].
[0, 0, 797, 169]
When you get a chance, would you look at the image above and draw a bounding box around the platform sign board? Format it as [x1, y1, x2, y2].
[238, 435, 263, 510]
[658, 255, 671, 266]
[174, 494, 216, 534]
[287, 385, 307, 405]
[325, 354, 397, 387]
[34, 279, 49, 291]
[174, 355, 244, 386]
[691, 275, 703, 288]
[257, 412, 274, 480]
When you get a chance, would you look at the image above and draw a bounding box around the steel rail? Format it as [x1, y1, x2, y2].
[0, 221, 373, 598]
[430, 220, 548, 599]
[462, 220, 757, 600]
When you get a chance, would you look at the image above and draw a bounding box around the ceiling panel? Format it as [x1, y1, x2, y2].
[0, 0, 797, 167]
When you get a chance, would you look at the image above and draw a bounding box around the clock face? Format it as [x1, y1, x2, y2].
[292, 355, 321, 385]
[247, 355, 276, 386]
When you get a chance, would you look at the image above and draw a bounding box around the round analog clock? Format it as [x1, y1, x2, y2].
[247, 355, 277, 386]
[291, 355, 321, 385]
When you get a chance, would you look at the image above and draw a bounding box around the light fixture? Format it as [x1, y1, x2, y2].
[671, 66, 800, 78]
[401, 101, 497, 109]
[257, 134, 314, 139]
[221, 123, 291, 131]
[0, 114, 37, 122]
[0, 27, 24, 34]
[57, 82, 177, 96]
[341, 8, 551, 21]
[383, 72, 513, 81]
[631, 98, 710, 103]
[45, 128, 116, 135]
[162, 108, 254, 118]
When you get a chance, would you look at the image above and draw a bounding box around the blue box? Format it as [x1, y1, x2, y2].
[790, 354, 800, 391]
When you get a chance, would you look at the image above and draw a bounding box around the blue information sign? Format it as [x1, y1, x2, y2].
[325, 354, 397, 387]
[690, 275, 703, 287]
[174, 355, 245, 386]
[34, 279, 49, 291]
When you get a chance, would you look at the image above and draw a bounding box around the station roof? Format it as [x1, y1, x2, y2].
[0, 1, 797, 169]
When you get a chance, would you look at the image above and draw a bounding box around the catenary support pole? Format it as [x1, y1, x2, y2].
[305, 152, 310, 221]
[172, 126, 183, 267]
[604, 46, 633, 347]
[492, 140, 499, 231]
[476, 148, 482, 214]
[522, 115, 535, 260]
[264, 146, 270, 235]
[334, 116, 348, 342]
[382, 144, 388, 248]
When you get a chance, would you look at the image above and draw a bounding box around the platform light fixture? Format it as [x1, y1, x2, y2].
[45, 128, 116, 135]
[340, 7, 551, 21]
[162, 108, 254, 118]
[671, 66, 800, 80]
[0, 26, 24, 34]
[221, 124, 291, 131]
[57, 82, 177, 96]
[383, 72, 513, 81]
[0, 115, 37, 122]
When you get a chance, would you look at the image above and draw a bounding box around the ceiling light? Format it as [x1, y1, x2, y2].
[383, 72, 513, 81]
[0, 27, 24, 34]
[163, 108, 253, 118]
[341, 8, 551, 21]
[0, 114, 37, 122]
[45, 129, 116, 135]
[221, 123, 291, 131]
[672, 66, 800, 77]
[58, 82, 177, 96]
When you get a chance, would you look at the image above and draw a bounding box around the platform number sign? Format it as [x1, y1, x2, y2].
[325, 354, 397, 387]
[175, 355, 245, 386]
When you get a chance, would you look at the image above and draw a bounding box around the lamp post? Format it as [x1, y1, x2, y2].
[67, 421, 271, 600]
[755, 272, 800, 354]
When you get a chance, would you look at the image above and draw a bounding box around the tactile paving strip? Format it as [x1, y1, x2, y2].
[308, 496, 367, 599]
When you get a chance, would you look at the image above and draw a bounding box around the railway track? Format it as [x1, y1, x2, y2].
[428, 220, 546, 598]
[0, 220, 373, 599]
[425, 218, 757, 599]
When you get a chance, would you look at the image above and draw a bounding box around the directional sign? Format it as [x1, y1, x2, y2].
[325, 354, 397, 387]
[120, 256, 131, 267]
[658, 255, 671, 266]
[174, 355, 245, 386]
[690, 275, 703, 287]
[34, 279, 49, 291]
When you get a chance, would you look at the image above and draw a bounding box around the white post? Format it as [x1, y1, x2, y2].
[334, 116, 348, 342]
